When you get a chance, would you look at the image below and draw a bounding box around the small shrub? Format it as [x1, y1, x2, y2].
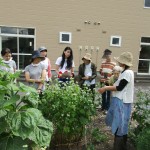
[39, 79, 96, 146]
[129, 89, 150, 146]
[136, 127, 150, 150]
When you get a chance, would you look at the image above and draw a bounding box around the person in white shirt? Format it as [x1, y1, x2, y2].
[98, 52, 134, 150]
[38, 46, 52, 83]
[55, 47, 75, 82]
[0, 48, 16, 73]
[78, 53, 97, 94]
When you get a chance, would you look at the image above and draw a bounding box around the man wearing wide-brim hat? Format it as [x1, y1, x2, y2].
[78, 53, 97, 96]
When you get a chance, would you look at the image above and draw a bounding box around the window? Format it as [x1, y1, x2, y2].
[59, 32, 72, 44]
[144, 0, 150, 8]
[110, 36, 122, 47]
[138, 37, 150, 74]
[0, 26, 35, 70]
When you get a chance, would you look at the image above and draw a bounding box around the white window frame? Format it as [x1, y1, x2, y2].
[138, 36, 150, 75]
[144, 0, 150, 8]
[0, 26, 36, 70]
[59, 32, 72, 44]
[110, 36, 122, 47]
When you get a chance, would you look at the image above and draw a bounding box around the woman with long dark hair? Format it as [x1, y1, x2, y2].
[55, 47, 75, 82]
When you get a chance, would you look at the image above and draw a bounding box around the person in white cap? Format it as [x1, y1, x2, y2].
[38, 46, 52, 83]
[98, 52, 134, 150]
[78, 53, 97, 95]
[108, 66, 122, 86]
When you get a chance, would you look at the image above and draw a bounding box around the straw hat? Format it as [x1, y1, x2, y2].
[114, 52, 133, 66]
[82, 53, 91, 61]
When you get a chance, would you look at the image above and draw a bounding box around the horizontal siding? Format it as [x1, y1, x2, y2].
[0, 0, 150, 72]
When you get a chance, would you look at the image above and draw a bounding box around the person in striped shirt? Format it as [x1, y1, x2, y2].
[99, 49, 116, 112]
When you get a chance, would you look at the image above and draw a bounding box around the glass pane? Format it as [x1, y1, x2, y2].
[19, 38, 34, 53]
[138, 60, 149, 73]
[141, 37, 150, 43]
[62, 34, 69, 41]
[19, 55, 32, 70]
[2, 36, 17, 53]
[1, 27, 17, 34]
[19, 28, 35, 35]
[112, 38, 119, 44]
[145, 0, 150, 7]
[139, 45, 150, 59]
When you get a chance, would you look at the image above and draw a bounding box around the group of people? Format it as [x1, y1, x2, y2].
[0, 46, 134, 150]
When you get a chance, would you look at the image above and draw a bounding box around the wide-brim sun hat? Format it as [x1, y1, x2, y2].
[38, 46, 47, 52]
[32, 50, 45, 61]
[114, 52, 133, 67]
[82, 53, 92, 61]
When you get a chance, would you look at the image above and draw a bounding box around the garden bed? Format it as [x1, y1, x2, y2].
[86, 110, 136, 150]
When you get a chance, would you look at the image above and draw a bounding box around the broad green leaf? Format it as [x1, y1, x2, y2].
[8, 111, 34, 140]
[25, 108, 53, 146]
[0, 109, 7, 118]
[1, 95, 20, 108]
[0, 135, 28, 150]
[29, 117, 53, 147]
[6, 83, 19, 92]
[8, 108, 53, 146]
[22, 93, 39, 108]
[0, 117, 9, 134]
[18, 82, 37, 93]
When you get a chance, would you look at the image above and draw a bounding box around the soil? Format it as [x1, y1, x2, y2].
[87, 110, 136, 150]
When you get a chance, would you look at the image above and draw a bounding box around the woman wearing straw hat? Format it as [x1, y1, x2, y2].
[98, 52, 134, 150]
[78, 53, 97, 94]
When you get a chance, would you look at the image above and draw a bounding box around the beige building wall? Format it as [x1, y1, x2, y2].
[0, 0, 150, 72]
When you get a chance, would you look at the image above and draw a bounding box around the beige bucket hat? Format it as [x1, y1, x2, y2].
[114, 52, 133, 66]
[82, 53, 92, 61]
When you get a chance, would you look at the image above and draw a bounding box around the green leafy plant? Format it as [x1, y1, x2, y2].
[91, 128, 107, 143]
[39, 79, 96, 147]
[0, 65, 53, 149]
[129, 89, 150, 146]
[136, 127, 150, 150]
